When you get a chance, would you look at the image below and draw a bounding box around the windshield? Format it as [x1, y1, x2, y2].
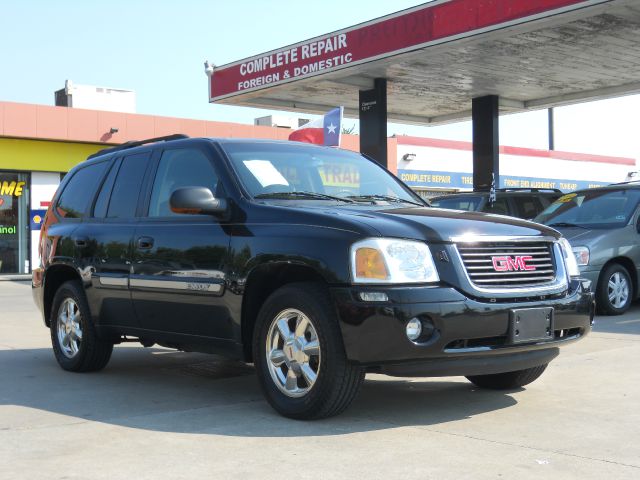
[221, 142, 423, 205]
[534, 189, 640, 229]
[430, 195, 483, 211]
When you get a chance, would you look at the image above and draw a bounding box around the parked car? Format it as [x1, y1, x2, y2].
[430, 188, 563, 220]
[33, 135, 594, 419]
[534, 182, 640, 315]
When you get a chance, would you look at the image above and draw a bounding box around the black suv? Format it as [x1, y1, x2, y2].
[430, 188, 563, 220]
[33, 136, 594, 419]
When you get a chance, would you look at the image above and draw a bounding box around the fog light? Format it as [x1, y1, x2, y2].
[359, 292, 389, 302]
[406, 318, 422, 341]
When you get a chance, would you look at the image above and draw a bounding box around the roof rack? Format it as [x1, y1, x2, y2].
[495, 188, 563, 193]
[87, 134, 189, 160]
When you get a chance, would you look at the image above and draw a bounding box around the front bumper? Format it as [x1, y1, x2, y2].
[332, 279, 594, 377]
[578, 267, 601, 289]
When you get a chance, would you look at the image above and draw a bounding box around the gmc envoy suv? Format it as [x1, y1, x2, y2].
[33, 135, 594, 419]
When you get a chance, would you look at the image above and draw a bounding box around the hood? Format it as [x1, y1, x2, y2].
[288, 204, 560, 243]
[549, 226, 610, 244]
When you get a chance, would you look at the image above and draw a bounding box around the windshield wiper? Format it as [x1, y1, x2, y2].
[255, 191, 355, 203]
[346, 194, 425, 207]
[548, 222, 586, 229]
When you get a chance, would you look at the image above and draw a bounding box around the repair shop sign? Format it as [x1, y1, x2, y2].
[208, 0, 585, 100]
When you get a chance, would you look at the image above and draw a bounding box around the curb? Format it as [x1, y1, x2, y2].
[0, 275, 31, 282]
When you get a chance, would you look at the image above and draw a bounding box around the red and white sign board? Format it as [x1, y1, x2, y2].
[209, 0, 596, 102]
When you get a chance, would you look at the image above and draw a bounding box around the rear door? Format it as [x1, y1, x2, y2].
[130, 144, 233, 340]
[76, 151, 154, 328]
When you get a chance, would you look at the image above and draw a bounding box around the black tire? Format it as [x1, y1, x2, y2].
[596, 263, 633, 316]
[50, 280, 113, 372]
[253, 282, 365, 420]
[466, 364, 548, 390]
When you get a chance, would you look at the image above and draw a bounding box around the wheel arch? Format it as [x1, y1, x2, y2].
[240, 262, 329, 362]
[43, 264, 83, 327]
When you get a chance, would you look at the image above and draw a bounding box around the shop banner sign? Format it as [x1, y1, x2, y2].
[397, 169, 609, 192]
[209, 0, 586, 100]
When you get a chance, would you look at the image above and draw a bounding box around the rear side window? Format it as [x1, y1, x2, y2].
[56, 162, 108, 219]
[148, 148, 220, 217]
[93, 158, 122, 218]
[107, 152, 152, 218]
[483, 197, 510, 215]
[431, 195, 483, 211]
[514, 195, 544, 219]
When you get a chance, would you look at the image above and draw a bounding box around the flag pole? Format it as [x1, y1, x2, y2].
[338, 106, 344, 148]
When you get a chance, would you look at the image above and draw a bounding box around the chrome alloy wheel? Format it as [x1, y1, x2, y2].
[608, 272, 630, 309]
[265, 308, 321, 398]
[56, 298, 83, 358]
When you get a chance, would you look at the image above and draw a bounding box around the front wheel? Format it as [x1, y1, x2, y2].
[50, 280, 113, 372]
[253, 282, 365, 419]
[466, 364, 548, 390]
[597, 264, 633, 315]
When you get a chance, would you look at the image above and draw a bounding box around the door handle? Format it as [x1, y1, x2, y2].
[74, 237, 88, 248]
[137, 236, 154, 250]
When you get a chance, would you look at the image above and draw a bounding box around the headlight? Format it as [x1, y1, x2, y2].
[572, 246, 590, 266]
[558, 238, 581, 277]
[350, 238, 439, 284]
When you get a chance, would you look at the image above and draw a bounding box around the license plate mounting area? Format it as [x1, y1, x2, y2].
[509, 307, 554, 344]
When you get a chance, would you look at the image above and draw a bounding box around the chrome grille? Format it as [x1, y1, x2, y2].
[457, 242, 556, 288]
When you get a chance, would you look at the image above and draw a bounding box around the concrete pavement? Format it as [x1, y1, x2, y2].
[1, 280, 638, 479]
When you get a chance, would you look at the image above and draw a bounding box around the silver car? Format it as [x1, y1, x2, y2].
[534, 184, 640, 315]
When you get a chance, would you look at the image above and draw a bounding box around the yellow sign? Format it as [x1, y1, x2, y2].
[0, 181, 26, 197]
[557, 193, 577, 203]
[319, 163, 360, 187]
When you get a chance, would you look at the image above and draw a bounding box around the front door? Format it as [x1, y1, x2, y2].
[130, 145, 233, 339]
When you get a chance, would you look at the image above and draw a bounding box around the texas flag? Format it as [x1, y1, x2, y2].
[288, 107, 343, 147]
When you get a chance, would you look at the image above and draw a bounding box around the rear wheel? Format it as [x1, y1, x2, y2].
[50, 280, 113, 372]
[466, 364, 548, 390]
[253, 282, 365, 419]
[597, 264, 632, 316]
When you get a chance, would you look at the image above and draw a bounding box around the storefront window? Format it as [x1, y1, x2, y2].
[0, 173, 30, 274]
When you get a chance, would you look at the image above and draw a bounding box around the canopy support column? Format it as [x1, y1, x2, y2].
[472, 95, 500, 191]
[359, 78, 388, 168]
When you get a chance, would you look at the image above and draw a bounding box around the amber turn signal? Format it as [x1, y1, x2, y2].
[355, 247, 389, 280]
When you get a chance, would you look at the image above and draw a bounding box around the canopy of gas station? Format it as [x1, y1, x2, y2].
[208, 0, 640, 188]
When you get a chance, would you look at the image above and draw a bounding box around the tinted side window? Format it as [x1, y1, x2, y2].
[483, 197, 510, 215]
[56, 162, 108, 219]
[93, 158, 121, 218]
[514, 195, 544, 219]
[107, 152, 151, 218]
[431, 195, 483, 211]
[148, 148, 220, 217]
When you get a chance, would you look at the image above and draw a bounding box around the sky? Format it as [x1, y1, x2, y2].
[1, 0, 639, 165]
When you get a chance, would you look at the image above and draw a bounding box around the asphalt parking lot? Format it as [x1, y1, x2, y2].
[1, 280, 638, 479]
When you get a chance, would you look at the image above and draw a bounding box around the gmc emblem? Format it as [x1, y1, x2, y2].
[491, 255, 536, 272]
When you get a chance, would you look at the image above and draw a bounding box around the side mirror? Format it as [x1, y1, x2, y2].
[169, 187, 228, 217]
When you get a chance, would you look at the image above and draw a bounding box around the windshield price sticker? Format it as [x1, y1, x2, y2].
[243, 160, 290, 188]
